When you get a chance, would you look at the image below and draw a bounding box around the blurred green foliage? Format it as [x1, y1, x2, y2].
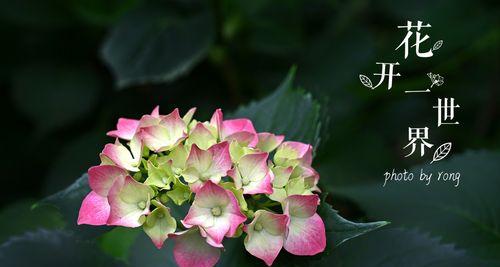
[0, 0, 498, 266]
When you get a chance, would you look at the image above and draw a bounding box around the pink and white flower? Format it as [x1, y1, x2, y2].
[185, 122, 218, 150]
[78, 165, 128, 225]
[182, 181, 247, 245]
[106, 106, 160, 140]
[268, 166, 293, 202]
[208, 109, 258, 147]
[282, 194, 326, 256]
[256, 132, 284, 152]
[182, 142, 232, 192]
[79, 107, 329, 266]
[243, 210, 288, 266]
[274, 141, 313, 167]
[221, 119, 258, 147]
[107, 175, 154, 227]
[100, 137, 142, 172]
[139, 108, 187, 152]
[228, 152, 273, 195]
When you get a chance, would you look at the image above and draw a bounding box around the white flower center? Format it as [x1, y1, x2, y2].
[137, 201, 146, 209]
[211, 206, 222, 217]
[254, 222, 263, 231]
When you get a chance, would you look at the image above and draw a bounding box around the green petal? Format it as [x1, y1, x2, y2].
[144, 160, 174, 189]
[229, 141, 255, 162]
[166, 178, 192, 206]
[161, 144, 188, 173]
[268, 188, 287, 202]
[285, 177, 307, 196]
[143, 202, 177, 249]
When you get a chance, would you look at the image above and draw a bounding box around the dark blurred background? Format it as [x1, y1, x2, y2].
[0, 0, 498, 264]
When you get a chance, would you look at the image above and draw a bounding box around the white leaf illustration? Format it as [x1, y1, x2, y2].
[432, 40, 443, 51]
[359, 74, 373, 89]
[430, 142, 452, 164]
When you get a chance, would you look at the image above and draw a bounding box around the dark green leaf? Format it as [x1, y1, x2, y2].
[232, 67, 325, 147]
[335, 150, 500, 260]
[0, 200, 65, 244]
[0, 230, 120, 267]
[101, 1, 215, 88]
[128, 231, 177, 267]
[99, 227, 140, 263]
[36, 174, 90, 221]
[318, 227, 499, 267]
[317, 201, 389, 250]
[35, 173, 110, 237]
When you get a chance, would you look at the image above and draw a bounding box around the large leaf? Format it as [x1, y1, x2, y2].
[101, 1, 215, 88]
[335, 150, 500, 260]
[36, 174, 90, 222]
[318, 201, 389, 250]
[128, 231, 177, 267]
[35, 173, 111, 238]
[232, 67, 325, 147]
[0, 230, 120, 267]
[0, 200, 65, 244]
[99, 227, 141, 263]
[318, 227, 499, 267]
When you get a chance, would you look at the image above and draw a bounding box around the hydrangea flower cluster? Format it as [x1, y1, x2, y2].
[78, 107, 326, 266]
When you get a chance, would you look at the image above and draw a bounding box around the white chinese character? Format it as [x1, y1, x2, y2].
[433, 98, 460, 127]
[396, 20, 433, 59]
[404, 127, 434, 157]
[359, 62, 401, 90]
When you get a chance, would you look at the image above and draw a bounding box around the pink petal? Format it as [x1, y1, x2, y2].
[230, 152, 273, 195]
[107, 118, 140, 140]
[225, 190, 247, 236]
[200, 220, 231, 244]
[276, 141, 313, 166]
[207, 142, 232, 177]
[184, 142, 231, 189]
[221, 119, 258, 147]
[243, 170, 274, 195]
[283, 213, 326, 256]
[182, 107, 197, 124]
[182, 181, 246, 245]
[107, 176, 153, 227]
[139, 108, 187, 152]
[284, 194, 320, 218]
[209, 109, 223, 138]
[244, 211, 288, 266]
[100, 140, 140, 172]
[172, 229, 221, 267]
[187, 181, 231, 209]
[187, 122, 217, 150]
[140, 127, 186, 152]
[77, 191, 110, 226]
[88, 165, 128, 197]
[199, 228, 225, 248]
[151, 106, 160, 117]
[223, 131, 256, 147]
[138, 114, 161, 128]
[256, 133, 285, 152]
